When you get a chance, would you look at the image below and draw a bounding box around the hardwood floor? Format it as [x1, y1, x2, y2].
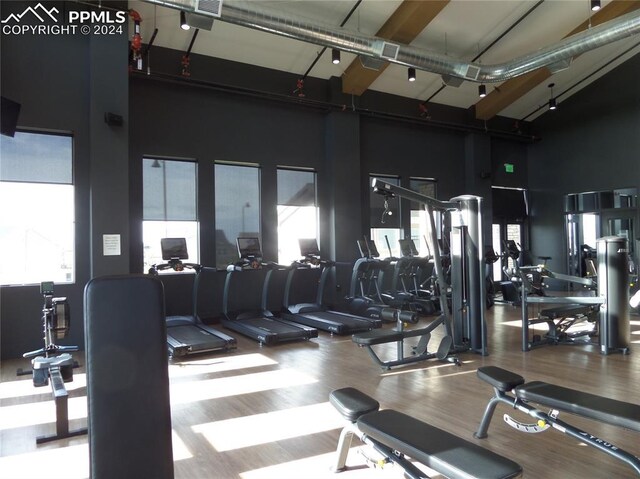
[1, 305, 638, 478]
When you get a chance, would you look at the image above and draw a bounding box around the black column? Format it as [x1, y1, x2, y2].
[89, 27, 130, 277]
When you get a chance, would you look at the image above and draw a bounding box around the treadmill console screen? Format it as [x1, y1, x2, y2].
[399, 239, 419, 257]
[237, 237, 262, 258]
[161, 238, 189, 260]
[299, 238, 320, 257]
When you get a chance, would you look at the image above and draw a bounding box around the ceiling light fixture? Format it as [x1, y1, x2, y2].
[331, 48, 340, 65]
[180, 11, 190, 31]
[548, 83, 557, 110]
[478, 84, 487, 98]
[591, 0, 601, 12]
[408, 67, 416, 82]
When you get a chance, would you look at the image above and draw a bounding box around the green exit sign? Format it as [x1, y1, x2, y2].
[504, 163, 514, 173]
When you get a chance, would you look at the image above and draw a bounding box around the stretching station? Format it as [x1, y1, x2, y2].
[330, 387, 522, 479]
[474, 366, 640, 475]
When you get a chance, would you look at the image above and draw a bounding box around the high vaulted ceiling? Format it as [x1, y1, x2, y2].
[130, 0, 640, 122]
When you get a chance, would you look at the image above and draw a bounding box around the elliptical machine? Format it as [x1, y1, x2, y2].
[22, 281, 87, 443]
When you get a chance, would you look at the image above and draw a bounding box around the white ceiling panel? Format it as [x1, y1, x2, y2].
[130, 0, 640, 122]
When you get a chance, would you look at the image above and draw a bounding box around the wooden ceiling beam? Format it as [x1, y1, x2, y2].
[475, 0, 640, 121]
[341, 0, 449, 96]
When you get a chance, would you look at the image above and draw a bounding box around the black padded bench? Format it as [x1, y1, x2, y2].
[330, 387, 522, 479]
[85, 275, 174, 479]
[525, 302, 598, 349]
[538, 304, 593, 320]
[475, 366, 640, 475]
[351, 311, 456, 370]
[352, 328, 405, 346]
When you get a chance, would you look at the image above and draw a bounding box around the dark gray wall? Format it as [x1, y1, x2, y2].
[2, 8, 576, 358]
[0, 1, 128, 359]
[527, 52, 640, 272]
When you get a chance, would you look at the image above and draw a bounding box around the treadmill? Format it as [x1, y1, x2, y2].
[281, 239, 382, 335]
[149, 238, 237, 358]
[221, 237, 318, 346]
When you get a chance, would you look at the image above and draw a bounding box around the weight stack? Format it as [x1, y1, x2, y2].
[597, 236, 630, 355]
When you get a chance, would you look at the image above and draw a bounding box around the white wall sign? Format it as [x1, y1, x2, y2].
[103, 234, 121, 256]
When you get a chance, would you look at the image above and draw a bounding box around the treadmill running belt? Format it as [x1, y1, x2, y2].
[169, 325, 228, 351]
[300, 311, 375, 331]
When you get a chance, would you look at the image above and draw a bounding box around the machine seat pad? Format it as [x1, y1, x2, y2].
[358, 410, 522, 479]
[352, 328, 403, 346]
[539, 304, 593, 320]
[515, 381, 640, 433]
[330, 388, 379, 422]
[477, 367, 525, 392]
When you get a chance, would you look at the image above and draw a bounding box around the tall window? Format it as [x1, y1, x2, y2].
[410, 177, 437, 257]
[277, 168, 318, 264]
[0, 131, 74, 285]
[143, 158, 198, 271]
[215, 163, 260, 269]
[370, 175, 401, 258]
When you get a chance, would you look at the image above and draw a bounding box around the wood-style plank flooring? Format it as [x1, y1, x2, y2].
[1, 305, 639, 478]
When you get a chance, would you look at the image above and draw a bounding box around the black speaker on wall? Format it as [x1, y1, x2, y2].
[104, 112, 123, 127]
[1, 96, 21, 137]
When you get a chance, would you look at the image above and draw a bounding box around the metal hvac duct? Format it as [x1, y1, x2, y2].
[143, 0, 640, 83]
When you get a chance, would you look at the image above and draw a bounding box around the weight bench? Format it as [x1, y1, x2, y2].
[85, 275, 174, 479]
[528, 303, 598, 347]
[475, 366, 640, 475]
[330, 387, 522, 479]
[352, 310, 458, 370]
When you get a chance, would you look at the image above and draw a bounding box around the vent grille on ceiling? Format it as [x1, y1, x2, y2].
[464, 65, 481, 80]
[380, 42, 399, 61]
[196, 0, 223, 17]
[359, 56, 386, 71]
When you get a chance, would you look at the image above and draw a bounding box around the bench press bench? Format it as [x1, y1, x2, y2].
[330, 387, 522, 479]
[475, 366, 640, 475]
[527, 303, 598, 348]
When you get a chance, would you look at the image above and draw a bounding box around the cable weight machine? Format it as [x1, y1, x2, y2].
[372, 178, 488, 356]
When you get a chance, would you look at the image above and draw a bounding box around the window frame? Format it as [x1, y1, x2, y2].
[276, 166, 319, 264]
[214, 161, 262, 269]
[141, 156, 199, 272]
[0, 129, 75, 286]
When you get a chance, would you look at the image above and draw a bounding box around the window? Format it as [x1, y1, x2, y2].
[215, 163, 260, 269]
[409, 178, 437, 257]
[0, 131, 74, 285]
[370, 175, 401, 258]
[277, 168, 318, 264]
[142, 158, 198, 272]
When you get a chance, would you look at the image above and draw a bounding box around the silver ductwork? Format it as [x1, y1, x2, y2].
[143, 0, 640, 83]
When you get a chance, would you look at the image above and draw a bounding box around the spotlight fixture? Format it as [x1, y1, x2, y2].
[591, 0, 601, 12]
[180, 11, 190, 31]
[548, 83, 557, 110]
[408, 67, 416, 82]
[331, 48, 341, 65]
[478, 84, 487, 98]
